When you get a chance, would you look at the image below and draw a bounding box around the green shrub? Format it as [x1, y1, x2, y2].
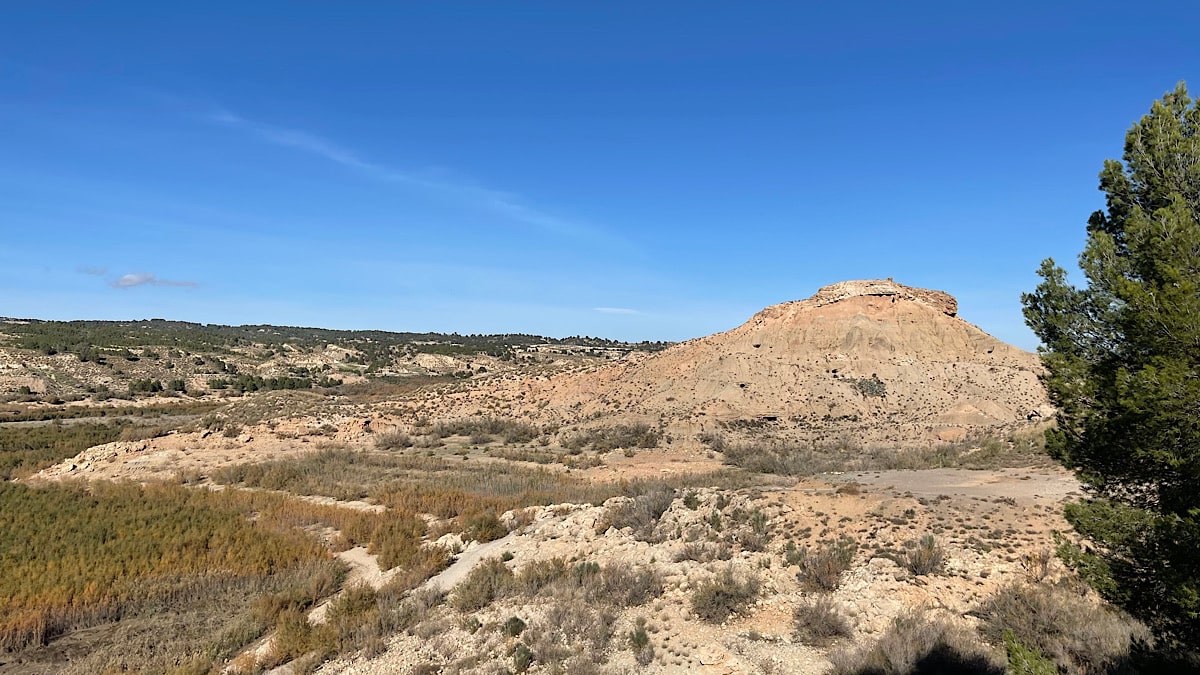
[905, 535, 946, 576]
[512, 641, 534, 672]
[504, 616, 527, 637]
[690, 566, 759, 623]
[1004, 629, 1058, 675]
[978, 582, 1148, 674]
[798, 536, 857, 592]
[628, 617, 654, 666]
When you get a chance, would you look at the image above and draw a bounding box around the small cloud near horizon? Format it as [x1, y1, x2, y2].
[593, 307, 639, 315]
[111, 273, 198, 289]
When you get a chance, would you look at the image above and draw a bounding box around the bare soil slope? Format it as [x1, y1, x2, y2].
[457, 280, 1049, 445]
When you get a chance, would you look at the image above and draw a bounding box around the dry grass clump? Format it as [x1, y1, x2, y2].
[373, 429, 413, 450]
[977, 581, 1149, 674]
[451, 558, 516, 612]
[690, 565, 760, 623]
[515, 558, 663, 608]
[797, 536, 858, 592]
[431, 416, 540, 444]
[596, 486, 675, 541]
[829, 611, 1004, 675]
[904, 534, 946, 576]
[793, 596, 852, 646]
[675, 541, 734, 563]
[562, 422, 661, 453]
[721, 431, 1051, 476]
[455, 555, 664, 616]
[526, 601, 617, 671]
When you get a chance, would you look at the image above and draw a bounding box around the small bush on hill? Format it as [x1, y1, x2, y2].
[691, 566, 760, 623]
[905, 535, 946, 576]
[797, 536, 857, 592]
[978, 582, 1148, 674]
[794, 596, 852, 646]
[829, 611, 1003, 675]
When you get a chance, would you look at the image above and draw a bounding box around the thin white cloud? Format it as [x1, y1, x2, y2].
[111, 273, 198, 289]
[77, 265, 108, 276]
[594, 307, 640, 315]
[206, 109, 616, 243]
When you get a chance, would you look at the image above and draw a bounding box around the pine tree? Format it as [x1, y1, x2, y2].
[1023, 82, 1200, 650]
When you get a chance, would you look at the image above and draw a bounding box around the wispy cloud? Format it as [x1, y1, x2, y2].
[77, 265, 108, 276]
[594, 307, 640, 315]
[206, 109, 616, 243]
[111, 273, 198, 289]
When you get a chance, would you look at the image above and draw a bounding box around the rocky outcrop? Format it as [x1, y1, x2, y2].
[808, 279, 958, 316]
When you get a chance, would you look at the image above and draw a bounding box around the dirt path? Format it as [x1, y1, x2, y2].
[419, 532, 519, 593]
[825, 466, 1081, 502]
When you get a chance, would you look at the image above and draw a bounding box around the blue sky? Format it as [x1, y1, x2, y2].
[2, 2, 1198, 349]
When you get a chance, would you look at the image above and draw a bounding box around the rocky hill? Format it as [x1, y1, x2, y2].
[458, 280, 1049, 446]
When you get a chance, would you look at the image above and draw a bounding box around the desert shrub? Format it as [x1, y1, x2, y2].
[793, 596, 852, 646]
[432, 416, 536, 442]
[374, 430, 413, 450]
[697, 431, 727, 452]
[628, 617, 654, 666]
[517, 557, 570, 595]
[504, 616, 527, 637]
[598, 487, 675, 541]
[501, 421, 540, 444]
[516, 558, 661, 608]
[462, 511, 508, 543]
[1004, 630, 1058, 675]
[904, 535, 946, 576]
[977, 582, 1148, 674]
[829, 611, 1003, 675]
[721, 439, 815, 475]
[798, 536, 857, 592]
[598, 563, 663, 607]
[527, 601, 615, 668]
[848, 375, 887, 398]
[512, 641, 534, 672]
[675, 542, 733, 563]
[450, 558, 515, 612]
[562, 423, 661, 452]
[377, 587, 444, 634]
[690, 566, 760, 623]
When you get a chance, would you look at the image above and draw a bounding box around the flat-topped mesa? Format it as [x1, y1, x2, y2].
[808, 279, 958, 317]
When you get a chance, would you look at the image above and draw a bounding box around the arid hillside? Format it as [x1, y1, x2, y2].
[449, 280, 1050, 447]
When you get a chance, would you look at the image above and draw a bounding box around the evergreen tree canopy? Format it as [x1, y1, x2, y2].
[1023, 82, 1200, 650]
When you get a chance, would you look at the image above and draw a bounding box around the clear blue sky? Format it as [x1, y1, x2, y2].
[3, 2, 1198, 349]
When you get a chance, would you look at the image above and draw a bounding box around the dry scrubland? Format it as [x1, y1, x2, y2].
[0, 286, 1157, 674]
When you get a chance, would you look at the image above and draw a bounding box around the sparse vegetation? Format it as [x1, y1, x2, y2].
[797, 536, 857, 592]
[562, 422, 661, 452]
[829, 611, 1004, 675]
[904, 534, 946, 576]
[978, 582, 1149, 674]
[690, 565, 760, 623]
[793, 596, 852, 646]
